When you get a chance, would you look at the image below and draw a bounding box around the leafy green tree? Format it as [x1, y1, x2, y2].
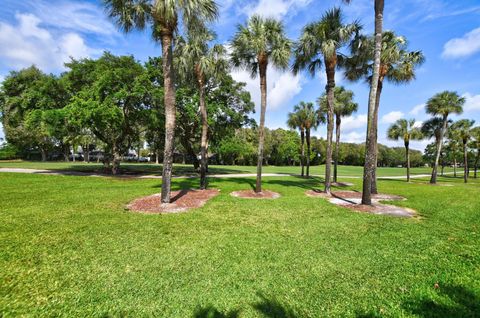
[65, 53, 149, 174]
[425, 91, 465, 184]
[387, 119, 423, 182]
[176, 26, 229, 189]
[318, 86, 358, 182]
[0, 66, 69, 161]
[471, 127, 480, 178]
[345, 31, 424, 198]
[451, 119, 475, 183]
[293, 7, 360, 193]
[104, 0, 219, 202]
[231, 15, 291, 193]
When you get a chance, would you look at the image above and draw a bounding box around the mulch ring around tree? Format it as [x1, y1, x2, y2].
[306, 190, 415, 218]
[127, 189, 220, 214]
[230, 190, 281, 199]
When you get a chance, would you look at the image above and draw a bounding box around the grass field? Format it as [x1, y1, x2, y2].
[0, 160, 456, 177]
[0, 170, 479, 317]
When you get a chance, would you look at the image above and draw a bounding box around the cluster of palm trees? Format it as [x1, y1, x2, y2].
[103, 1, 475, 206]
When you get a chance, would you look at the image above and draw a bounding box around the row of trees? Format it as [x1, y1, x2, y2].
[0, 54, 254, 172]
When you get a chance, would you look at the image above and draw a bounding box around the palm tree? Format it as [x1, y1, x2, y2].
[176, 26, 228, 190]
[444, 138, 460, 177]
[104, 0, 218, 203]
[471, 127, 480, 178]
[451, 119, 475, 183]
[317, 86, 358, 183]
[287, 111, 305, 176]
[293, 7, 360, 194]
[425, 91, 465, 184]
[299, 102, 323, 177]
[387, 119, 423, 182]
[231, 15, 291, 193]
[345, 31, 424, 198]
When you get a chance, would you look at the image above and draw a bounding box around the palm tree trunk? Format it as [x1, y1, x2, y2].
[334, 115, 341, 183]
[474, 150, 479, 178]
[370, 79, 383, 194]
[463, 142, 468, 183]
[112, 145, 121, 175]
[362, 0, 384, 205]
[405, 141, 410, 182]
[324, 61, 336, 194]
[430, 117, 448, 184]
[306, 128, 311, 177]
[255, 58, 268, 193]
[160, 31, 176, 203]
[300, 129, 305, 177]
[454, 156, 457, 177]
[197, 71, 208, 190]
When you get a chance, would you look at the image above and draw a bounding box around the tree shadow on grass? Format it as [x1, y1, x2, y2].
[252, 294, 299, 318]
[403, 284, 480, 318]
[192, 305, 240, 318]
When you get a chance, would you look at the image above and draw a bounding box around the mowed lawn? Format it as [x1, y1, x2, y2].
[0, 172, 479, 317]
[0, 160, 456, 177]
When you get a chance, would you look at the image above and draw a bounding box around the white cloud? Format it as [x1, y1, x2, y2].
[409, 103, 425, 115]
[413, 121, 423, 129]
[442, 27, 480, 59]
[28, 0, 117, 36]
[231, 66, 303, 111]
[342, 131, 365, 143]
[462, 92, 480, 112]
[0, 13, 97, 72]
[381, 111, 404, 124]
[341, 114, 368, 132]
[244, 0, 312, 19]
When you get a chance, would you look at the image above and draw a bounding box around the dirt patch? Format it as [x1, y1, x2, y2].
[127, 189, 220, 214]
[306, 190, 414, 217]
[230, 190, 280, 199]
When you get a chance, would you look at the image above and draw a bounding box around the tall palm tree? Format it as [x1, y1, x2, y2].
[231, 15, 291, 193]
[287, 111, 305, 176]
[317, 86, 358, 183]
[345, 31, 425, 197]
[451, 119, 475, 183]
[293, 7, 360, 194]
[176, 27, 228, 190]
[104, 0, 218, 203]
[425, 91, 465, 184]
[471, 127, 480, 178]
[445, 137, 460, 177]
[387, 118, 423, 182]
[298, 102, 323, 177]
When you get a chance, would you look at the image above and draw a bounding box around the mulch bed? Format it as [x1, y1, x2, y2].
[305, 190, 415, 218]
[230, 190, 281, 199]
[127, 189, 220, 214]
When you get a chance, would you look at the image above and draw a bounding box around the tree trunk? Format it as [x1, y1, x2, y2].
[255, 57, 268, 193]
[112, 147, 121, 175]
[405, 141, 410, 182]
[430, 117, 448, 184]
[300, 129, 305, 177]
[137, 145, 141, 163]
[63, 143, 69, 162]
[71, 145, 75, 162]
[454, 157, 457, 177]
[306, 128, 311, 177]
[85, 144, 90, 163]
[160, 31, 176, 203]
[334, 115, 341, 183]
[198, 70, 209, 190]
[464, 142, 468, 183]
[370, 79, 383, 194]
[155, 150, 160, 164]
[324, 58, 337, 194]
[474, 150, 479, 178]
[40, 147, 47, 162]
[362, 0, 384, 205]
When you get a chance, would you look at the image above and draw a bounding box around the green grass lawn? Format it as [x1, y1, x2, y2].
[0, 172, 478, 317]
[0, 160, 456, 177]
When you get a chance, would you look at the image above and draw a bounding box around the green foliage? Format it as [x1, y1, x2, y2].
[0, 143, 19, 160]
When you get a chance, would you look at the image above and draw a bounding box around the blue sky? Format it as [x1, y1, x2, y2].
[1, 0, 480, 150]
